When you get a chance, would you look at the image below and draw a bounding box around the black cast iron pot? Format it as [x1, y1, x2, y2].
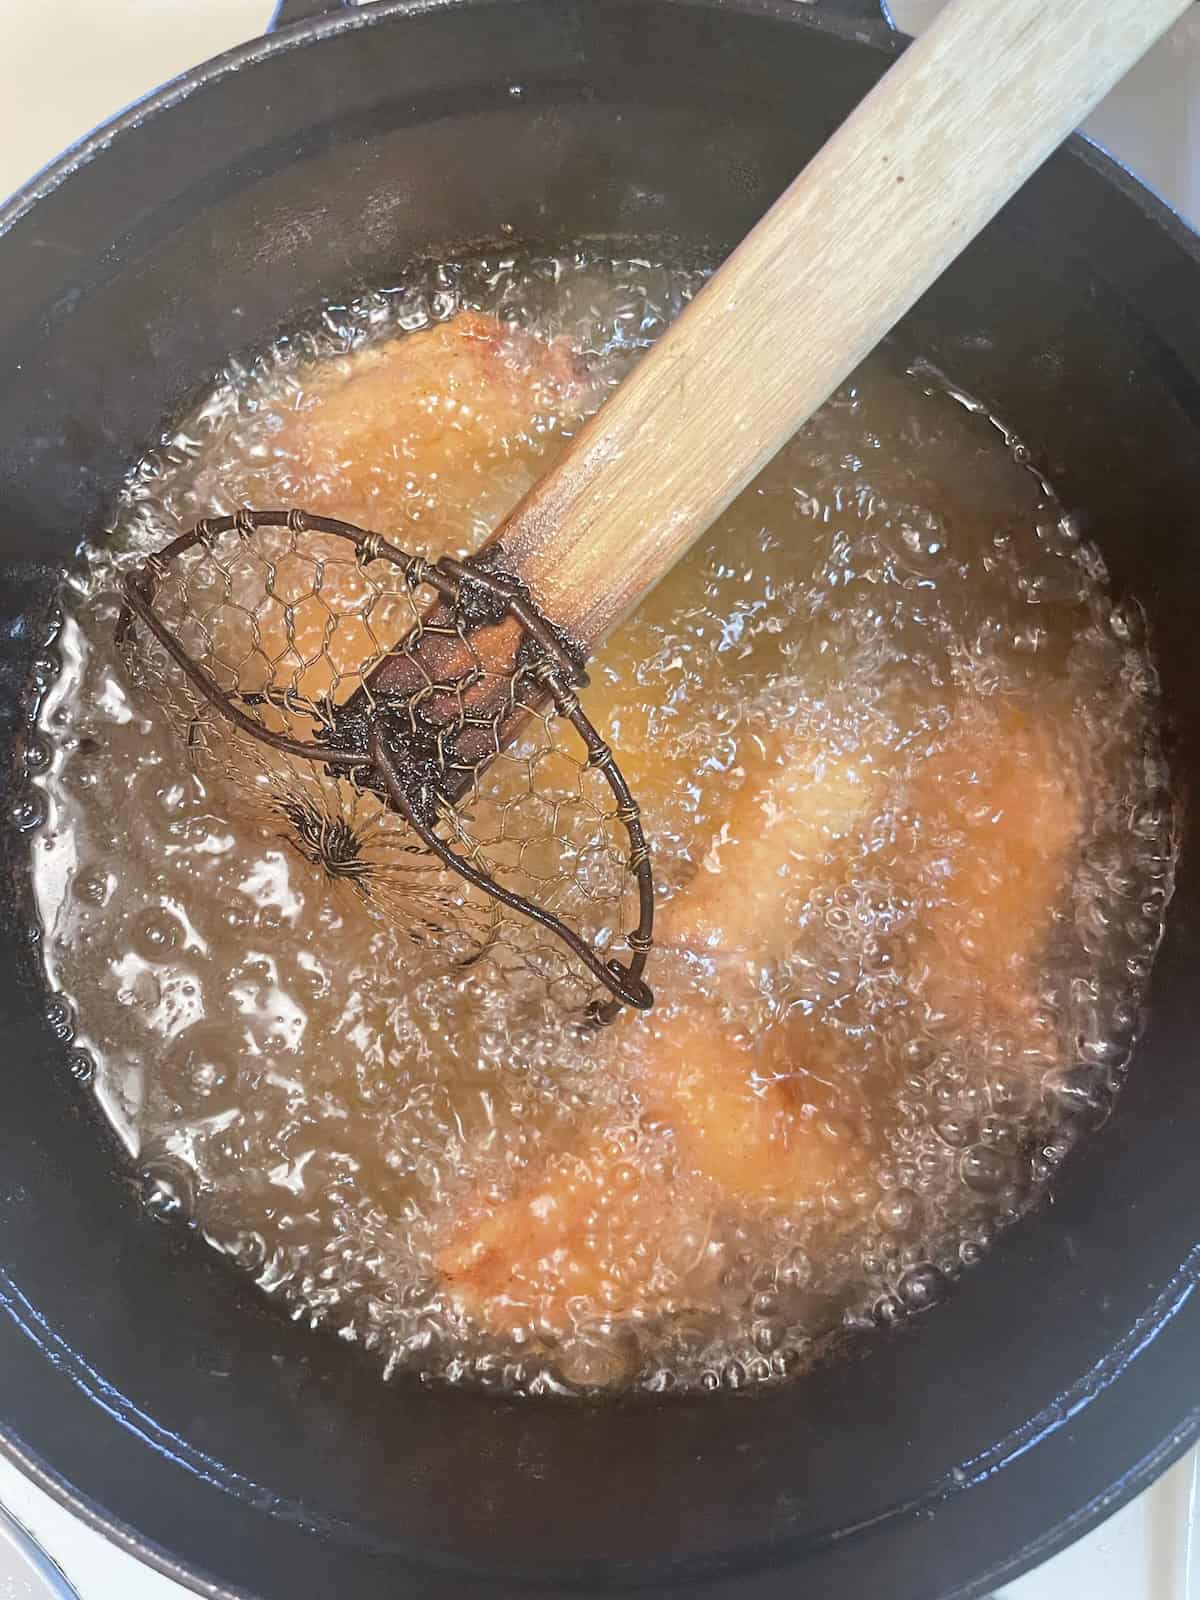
[0, 1, 1197, 1595]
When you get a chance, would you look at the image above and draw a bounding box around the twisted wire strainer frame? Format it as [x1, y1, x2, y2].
[117, 509, 654, 1020]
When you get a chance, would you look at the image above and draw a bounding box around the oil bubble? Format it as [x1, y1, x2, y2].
[22, 735, 52, 776]
[898, 1265, 946, 1312]
[961, 1145, 1010, 1195]
[142, 1159, 195, 1222]
[10, 790, 47, 832]
[1042, 1066, 1114, 1131]
[44, 995, 76, 1043]
[66, 1048, 95, 1083]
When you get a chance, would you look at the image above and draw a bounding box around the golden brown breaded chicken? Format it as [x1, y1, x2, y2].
[436, 731, 879, 1337]
[637, 1010, 856, 1203]
[276, 310, 592, 545]
[436, 1132, 690, 1340]
[437, 1011, 862, 1340]
[661, 736, 883, 958]
[230, 312, 593, 707]
[908, 700, 1085, 1030]
[436, 697, 1088, 1345]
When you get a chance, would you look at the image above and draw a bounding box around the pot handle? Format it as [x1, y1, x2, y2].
[812, 0, 897, 32]
[269, 0, 352, 28]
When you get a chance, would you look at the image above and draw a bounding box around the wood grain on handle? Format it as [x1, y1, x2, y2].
[489, 0, 1191, 657]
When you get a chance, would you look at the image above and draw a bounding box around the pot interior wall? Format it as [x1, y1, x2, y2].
[0, 5, 1197, 1599]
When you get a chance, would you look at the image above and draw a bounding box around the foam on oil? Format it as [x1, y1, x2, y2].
[27, 252, 1174, 1394]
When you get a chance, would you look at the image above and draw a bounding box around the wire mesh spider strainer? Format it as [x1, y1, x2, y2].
[117, 509, 654, 1020]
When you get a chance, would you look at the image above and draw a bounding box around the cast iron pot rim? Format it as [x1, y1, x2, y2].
[3, 0, 1200, 258]
[1, 1, 1199, 1597]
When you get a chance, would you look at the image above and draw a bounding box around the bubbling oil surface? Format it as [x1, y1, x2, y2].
[30, 253, 1174, 1395]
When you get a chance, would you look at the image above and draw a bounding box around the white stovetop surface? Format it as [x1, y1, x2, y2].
[0, 1, 1197, 1596]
